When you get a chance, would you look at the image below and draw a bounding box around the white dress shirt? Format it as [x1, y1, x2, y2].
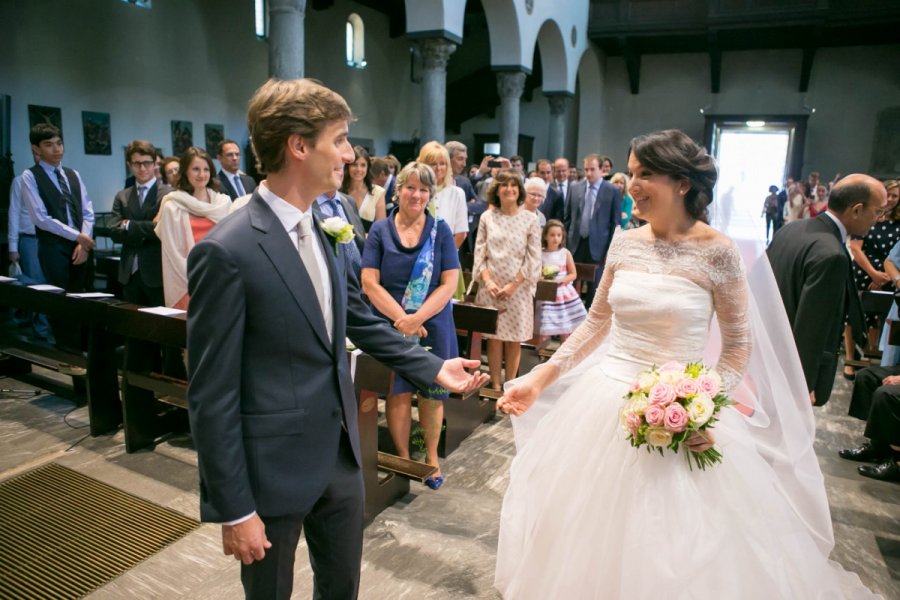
[20, 160, 94, 241]
[258, 183, 333, 336]
[8, 174, 36, 253]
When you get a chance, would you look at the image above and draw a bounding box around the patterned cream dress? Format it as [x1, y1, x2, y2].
[473, 207, 542, 341]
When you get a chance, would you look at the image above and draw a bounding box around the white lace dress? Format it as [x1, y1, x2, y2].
[495, 232, 879, 599]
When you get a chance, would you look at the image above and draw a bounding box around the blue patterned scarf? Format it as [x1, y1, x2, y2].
[400, 217, 439, 312]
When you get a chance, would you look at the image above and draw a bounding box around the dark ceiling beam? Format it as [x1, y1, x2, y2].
[708, 31, 721, 94]
[618, 37, 641, 94]
[799, 26, 823, 93]
[310, 0, 333, 10]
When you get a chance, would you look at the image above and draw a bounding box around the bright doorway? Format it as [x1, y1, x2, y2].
[705, 116, 808, 245]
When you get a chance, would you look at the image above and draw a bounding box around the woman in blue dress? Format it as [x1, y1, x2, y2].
[361, 162, 460, 489]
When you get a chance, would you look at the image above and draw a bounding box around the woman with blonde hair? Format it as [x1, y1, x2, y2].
[155, 146, 230, 309]
[416, 141, 469, 248]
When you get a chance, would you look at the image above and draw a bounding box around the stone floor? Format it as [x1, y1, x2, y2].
[0, 364, 897, 599]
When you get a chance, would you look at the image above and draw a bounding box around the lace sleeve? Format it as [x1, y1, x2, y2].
[709, 244, 752, 393]
[545, 236, 623, 378]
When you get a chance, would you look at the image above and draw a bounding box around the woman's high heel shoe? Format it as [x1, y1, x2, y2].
[424, 475, 444, 490]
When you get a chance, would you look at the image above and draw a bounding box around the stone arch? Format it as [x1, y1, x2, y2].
[535, 18, 568, 92]
[575, 44, 606, 159]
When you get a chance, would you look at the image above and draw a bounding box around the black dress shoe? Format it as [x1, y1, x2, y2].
[858, 459, 900, 482]
[839, 443, 891, 462]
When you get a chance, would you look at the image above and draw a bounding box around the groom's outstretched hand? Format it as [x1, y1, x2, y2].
[497, 382, 539, 416]
[436, 358, 490, 393]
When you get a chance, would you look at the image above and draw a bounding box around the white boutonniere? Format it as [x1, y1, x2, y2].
[320, 216, 355, 255]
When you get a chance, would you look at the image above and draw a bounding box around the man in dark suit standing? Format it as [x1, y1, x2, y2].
[767, 174, 887, 406]
[565, 153, 622, 298]
[186, 79, 487, 600]
[217, 139, 258, 200]
[535, 159, 564, 222]
[108, 139, 171, 306]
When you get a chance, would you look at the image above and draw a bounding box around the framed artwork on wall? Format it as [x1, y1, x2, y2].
[171, 120, 193, 156]
[205, 124, 224, 155]
[28, 105, 63, 136]
[82, 111, 112, 155]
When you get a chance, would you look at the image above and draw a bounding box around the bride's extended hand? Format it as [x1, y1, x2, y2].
[684, 430, 715, 453]
[497, 381, 540, 416]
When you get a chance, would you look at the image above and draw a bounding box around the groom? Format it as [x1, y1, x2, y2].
[186, 78, 487, 599]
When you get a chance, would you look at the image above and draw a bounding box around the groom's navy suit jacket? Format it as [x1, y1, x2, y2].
[186, 192, 443, 522]
[767, 212, 864, 405]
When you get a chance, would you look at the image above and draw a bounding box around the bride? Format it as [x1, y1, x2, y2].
[494, 130, 879, 599]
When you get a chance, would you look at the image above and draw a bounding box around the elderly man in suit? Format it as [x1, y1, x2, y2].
[186, 78, 487, 600]
[535, 158, 564, 222]
[767, 174, 887, 406]
[108, 139, 171, 306]
[217, 139, 258, 200]
[565, 153, 622, 299]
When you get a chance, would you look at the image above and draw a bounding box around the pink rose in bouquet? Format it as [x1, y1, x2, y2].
[645, 404, 666, 427]
[675, 377, 700, 398]
[648, 382, 676, 406]
[625, 411, 642, 437]
[664, 403, 689, 433]
[697, 374, 720, 395]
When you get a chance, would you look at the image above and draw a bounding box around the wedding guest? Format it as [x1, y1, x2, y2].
[8, 161, 51, 341]
[536, 219, 585, 343]
[769, 174, 887, 405]
[840, 364, 900, 481]
[416, 141, 469, 248]
[610, 172, 637, 229]
[361, 162, 459, 490]
[161, 156, 181, 187]
[20, 123, 95, 352]
[844, 179, 900, 378]
[523, 176, 547, 228]
[341, 145, 385, 232]
[217, 139, 258, 200]
[109, 139, 171, 306]
[783, 182, 805, 223]
[473, 169, 542, 390]
[761, 185, 779, 242]
[155, 146, 230, 309]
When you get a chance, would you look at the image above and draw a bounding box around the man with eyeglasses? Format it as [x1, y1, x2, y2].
[217, 139, 258, 201]
[108, 139, 172, 307]
[768, 174, 888, 407]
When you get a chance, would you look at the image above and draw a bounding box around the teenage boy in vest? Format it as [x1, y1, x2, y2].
[21, 123, 95, 351]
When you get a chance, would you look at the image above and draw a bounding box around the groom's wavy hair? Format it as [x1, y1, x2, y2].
[628, 130, 718, 223]
[247, 78, 354, 174]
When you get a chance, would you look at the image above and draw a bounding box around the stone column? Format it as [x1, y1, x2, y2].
[496, 71, 526, 157]
[417, 38, 457, 145]
[268, 0, 307, 79]
[545, 93, 571, 160]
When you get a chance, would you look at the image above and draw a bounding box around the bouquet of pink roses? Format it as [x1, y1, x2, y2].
[620, 361, 732, 471]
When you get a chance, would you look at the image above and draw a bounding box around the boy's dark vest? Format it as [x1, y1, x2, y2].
[29, 165, 83, 241]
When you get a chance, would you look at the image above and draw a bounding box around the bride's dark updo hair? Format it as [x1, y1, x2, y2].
[628, 130, 718, 223]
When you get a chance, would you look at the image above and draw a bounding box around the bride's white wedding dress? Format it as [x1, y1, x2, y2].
[495, 232, 879, 599]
